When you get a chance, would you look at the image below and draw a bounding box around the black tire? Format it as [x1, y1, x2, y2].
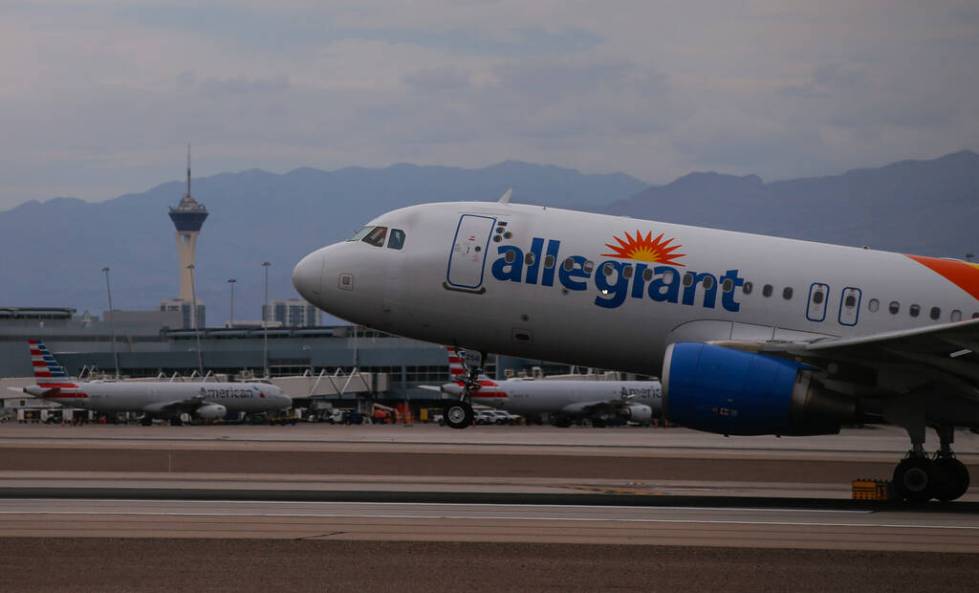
[893, 457, 935, 502]
[169, 417, 183, 427]
[443, 401, 474, 429]
[933, 458, 970, 502]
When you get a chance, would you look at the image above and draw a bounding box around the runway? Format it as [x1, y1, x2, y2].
[1, 424, 977, 591]
[1, 499, 977, 552]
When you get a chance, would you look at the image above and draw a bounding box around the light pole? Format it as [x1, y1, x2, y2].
[101, 267, 120, 379]
[188, 264, 204, 377]
[262, 261, 271, 379]
[227, 278, 237, 327]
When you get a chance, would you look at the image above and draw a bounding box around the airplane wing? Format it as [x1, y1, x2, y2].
[710, 317, 979, 401]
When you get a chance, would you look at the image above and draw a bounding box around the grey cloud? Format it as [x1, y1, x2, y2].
[403, 67, 472, 92]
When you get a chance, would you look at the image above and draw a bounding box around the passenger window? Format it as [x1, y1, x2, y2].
[622, 265, 634, 279]
[643, 268, 654, 282]
[889, 301, 900, 314]
[812, 291, 824, 305]
[782, 287, 793, 300]
[505, 250, 517, 264]
[951, 310, 962, 322]
[362, 226, 387, 247]
[743, 281, 753, 295]
[583, 260, 594, 274]
[762, 284, 773, 297]
[868, 298, 880, 313]
[844, 294, 856, 308]
[683, 272, 695, 287]
[601, 263, 614, 276]
[721, 278, 733, 292]
[563, 258, 574, 271]
[702, 275, 715, 289]
[387, 228, 406, 250]
[930, 307, 941, 320]
[525, 253, 536, 266]
[909, 304, 920, 318]
[544, 255, 555, 268]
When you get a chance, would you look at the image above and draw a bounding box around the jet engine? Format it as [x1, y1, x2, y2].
[663, 342, 855, 436]
[622, 403, 653, 424]
[195, 403, 228, 420]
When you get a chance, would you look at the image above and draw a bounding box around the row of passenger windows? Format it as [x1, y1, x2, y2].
[534, 255, 977, 323]
[348, 226, 406, 250]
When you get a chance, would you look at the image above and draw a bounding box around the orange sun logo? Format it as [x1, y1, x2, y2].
[602, 231, 685, 266]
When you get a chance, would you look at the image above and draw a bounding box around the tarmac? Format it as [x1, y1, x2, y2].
[1, 423, 977, 592]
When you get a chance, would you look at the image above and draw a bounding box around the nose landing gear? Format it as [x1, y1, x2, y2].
[443, 349, 485, 430]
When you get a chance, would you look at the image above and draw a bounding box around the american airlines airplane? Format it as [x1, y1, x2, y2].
[18, 340, 292, 424]
[428, 347, 661, 428]
[293, 194, 979, 502]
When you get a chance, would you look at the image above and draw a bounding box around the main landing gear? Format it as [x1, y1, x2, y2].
[443, 349, 484, 430]
[892, 425, 970, 502]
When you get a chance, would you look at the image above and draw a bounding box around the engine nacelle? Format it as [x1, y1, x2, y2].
[196, 403, 228, 420]
[622, 403, 653, 424]
[663, 342, 855, 436]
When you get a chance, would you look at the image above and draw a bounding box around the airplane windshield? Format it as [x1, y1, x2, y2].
[348, 226, 373, 242]
[361, 226, 388, 247]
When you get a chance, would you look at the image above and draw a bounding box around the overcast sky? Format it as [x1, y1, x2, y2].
[1, 0, 977, 210]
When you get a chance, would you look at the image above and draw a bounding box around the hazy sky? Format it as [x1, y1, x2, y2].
[1, 0, 977, 210]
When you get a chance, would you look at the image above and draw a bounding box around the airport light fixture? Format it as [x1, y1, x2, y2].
[188, 264, 204, 377]
[227, 278, 237, 326]
[262, 261, 271, 379]
[101, 266, 120, 379]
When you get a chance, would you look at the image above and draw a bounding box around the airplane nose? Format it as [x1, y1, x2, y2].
[292, 251, 323, 302]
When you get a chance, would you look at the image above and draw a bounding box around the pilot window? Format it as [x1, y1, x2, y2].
[348, 226, 373, 241]
[387, 228, 406, 250]
[362, 226, 388, 247]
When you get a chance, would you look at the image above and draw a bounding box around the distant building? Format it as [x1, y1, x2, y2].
[160, 299, 206, 330]
[263, 299, 320, 328]
[166, 146, 208, 329]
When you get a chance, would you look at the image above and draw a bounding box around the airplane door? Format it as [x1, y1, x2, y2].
[838, 287, 862, 326]
[806, 283, 829, 322]
[446, 214, 496, 292]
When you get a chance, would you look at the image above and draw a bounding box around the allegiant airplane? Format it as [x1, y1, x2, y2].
[292, 192, 979, 502]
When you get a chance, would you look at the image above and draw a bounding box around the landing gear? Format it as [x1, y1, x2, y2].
[892, 423, 970, 502]
[443, 401, 474, 429]
[169, 417, 183, 427]
[442, 348, 485, 430]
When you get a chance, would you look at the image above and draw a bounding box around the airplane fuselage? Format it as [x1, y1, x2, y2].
[294, 202, 979, 376]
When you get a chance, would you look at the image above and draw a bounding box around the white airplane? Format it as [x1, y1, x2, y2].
[428, 347, 661, 428]
[293, 194, 979, 502]
[16, 340, 292, 424]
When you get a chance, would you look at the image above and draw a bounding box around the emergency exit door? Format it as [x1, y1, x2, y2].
[446, 214, 496, 291]
[838, 287, 862, 326]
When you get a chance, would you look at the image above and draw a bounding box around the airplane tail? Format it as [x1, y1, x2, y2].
[447, 347, 468, 381]
[27, 340, 71, 380]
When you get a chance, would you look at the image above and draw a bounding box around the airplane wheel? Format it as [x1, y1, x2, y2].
[933, 458, 970, 502]
[169, 417, 183, 427]
[893, 457, 935, 502]
[443, 402, 473, 429]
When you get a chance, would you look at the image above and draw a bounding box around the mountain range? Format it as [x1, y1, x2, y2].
[1, 151, 976, 325]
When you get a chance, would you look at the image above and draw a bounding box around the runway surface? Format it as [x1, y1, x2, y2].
[2, 424, 977, 592]
[2, 538, 977, 593]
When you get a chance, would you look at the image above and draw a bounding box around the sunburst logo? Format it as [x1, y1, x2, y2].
[602, 231, 685, 266]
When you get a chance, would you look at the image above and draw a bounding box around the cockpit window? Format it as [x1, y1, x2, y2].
[388, 228, 406, 250]
[362, 226, 388, 247]
[348, 226, 373, 242]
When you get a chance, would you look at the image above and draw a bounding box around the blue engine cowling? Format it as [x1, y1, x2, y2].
[663, 342, 854, 436]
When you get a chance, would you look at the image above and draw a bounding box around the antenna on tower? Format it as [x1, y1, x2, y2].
[186, 143, 192, 198]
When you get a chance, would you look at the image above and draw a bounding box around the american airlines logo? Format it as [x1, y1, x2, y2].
[199, 387, 255, 399]
[489, 236, 745, 312]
